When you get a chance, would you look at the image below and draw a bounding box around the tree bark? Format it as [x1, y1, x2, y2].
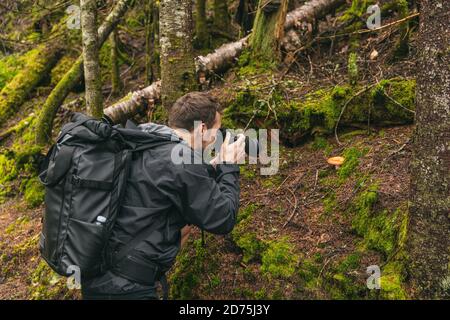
[159, 0, 196, 110]
[195, 0, 209, 48]
[35, 0, 133, 144]
[145, 0, 160, 84]
[282, 0, 345, 51]
[110, 30, 123, 96]
[213, 0, 231, 35]
[104, 80, 161, 124]
[80, 0, 103, 118]
[250, 0, 289, 63]
[407, 0, 450, 299]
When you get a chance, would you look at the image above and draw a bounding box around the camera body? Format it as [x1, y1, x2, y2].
[217, 128, 260, 156]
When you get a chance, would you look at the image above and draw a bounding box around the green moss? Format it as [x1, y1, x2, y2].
[323, 191, 338, 215]
[232, 203, 266, 263]
[0, 45, 60, 123]
[5, 215, 30, 235]
[237, 49, 275, 77]
[223, 79, 415, 145]
[380, 261, 408, 299]
[29, 260, 75, 300]
[339, 0, 376, 25]
[0, 54, 24, 90]
[23, 177, 45, 208]
[261, 237, 299, 279]
[338, 146, 368, 182]
[169, 237, 219, 299]
[0, 118, 44, 203]
[240, 165, 257, 180]
[348, 53, 359, 85]
[236, 233, 267, 264]
[50, 55, 76, 87]
[311, 136, 329, 151]
[352, 184, 408, 259]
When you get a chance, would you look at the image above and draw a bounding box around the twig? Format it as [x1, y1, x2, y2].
[334, 84, 376, 145]
[282, 188, 298, 229]
[317, 12, 420, 41]
[383, 91, 415, 114]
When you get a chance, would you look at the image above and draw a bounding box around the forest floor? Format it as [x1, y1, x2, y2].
[0, 0, 418, 299]
[0, 124, 413, 299]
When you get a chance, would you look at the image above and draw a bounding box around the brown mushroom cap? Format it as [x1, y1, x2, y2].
[327, 156, 345, 166]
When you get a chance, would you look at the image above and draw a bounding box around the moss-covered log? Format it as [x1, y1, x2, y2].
[103, 81, 161, 124]
[0, 44, 60, 124]
[223, 78, 416, 145]
[35, 0, 133, 145]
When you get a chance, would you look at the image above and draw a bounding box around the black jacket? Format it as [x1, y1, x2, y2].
[82, 123, 240, 297]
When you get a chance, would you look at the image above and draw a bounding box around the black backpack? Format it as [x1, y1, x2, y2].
[38, 113, 175, 279]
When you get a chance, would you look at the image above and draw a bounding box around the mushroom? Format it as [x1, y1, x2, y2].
[327, 156, 345, 169]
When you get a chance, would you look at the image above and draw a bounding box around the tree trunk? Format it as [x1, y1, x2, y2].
[104, 81, 161, 124]
[159, 0, 196, 110]
[282, 0, 345, 51]
[80, 0, 103, 118]
[195, 0, 209, 48]
[0, 44, 60, 124]
[407, 0, 450, 299]
[110, 30, 123, 96]
[250, 0, 289, 63]
[213, 0, 231, 35]
[35, 0, 133, 145]
[145, 0, 161, 84]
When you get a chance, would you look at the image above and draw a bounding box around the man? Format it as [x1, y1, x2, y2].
[81, 92, 246, 300]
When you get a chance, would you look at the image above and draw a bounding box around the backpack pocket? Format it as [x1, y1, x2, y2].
[61, 218, 105, 276]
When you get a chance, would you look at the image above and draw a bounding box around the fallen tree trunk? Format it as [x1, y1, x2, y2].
[103, 81, 161, 124]
[0, 44, 61, 124]
[35, 0, 133, 145]
[223, 78, 416, 145]
[106, 0, 343, 123]
[282, 0, 346, 51]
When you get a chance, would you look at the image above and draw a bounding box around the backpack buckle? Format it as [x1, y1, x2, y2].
[71, 175, 81, 186]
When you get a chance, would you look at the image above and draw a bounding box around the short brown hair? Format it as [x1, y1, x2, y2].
[168, 92, 221, 131]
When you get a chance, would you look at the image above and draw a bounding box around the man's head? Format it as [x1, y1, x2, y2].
[169, 92, 222, 150]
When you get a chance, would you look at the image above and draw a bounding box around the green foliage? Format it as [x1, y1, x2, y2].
[261, 237, 299, 279]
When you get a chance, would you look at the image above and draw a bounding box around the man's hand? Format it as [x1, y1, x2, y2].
[213, 132, 246, 165]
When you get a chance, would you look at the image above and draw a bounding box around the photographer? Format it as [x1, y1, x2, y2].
[81, 92, 246, 300]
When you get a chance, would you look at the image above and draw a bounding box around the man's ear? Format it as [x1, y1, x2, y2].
[201, 122, 208, 134]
